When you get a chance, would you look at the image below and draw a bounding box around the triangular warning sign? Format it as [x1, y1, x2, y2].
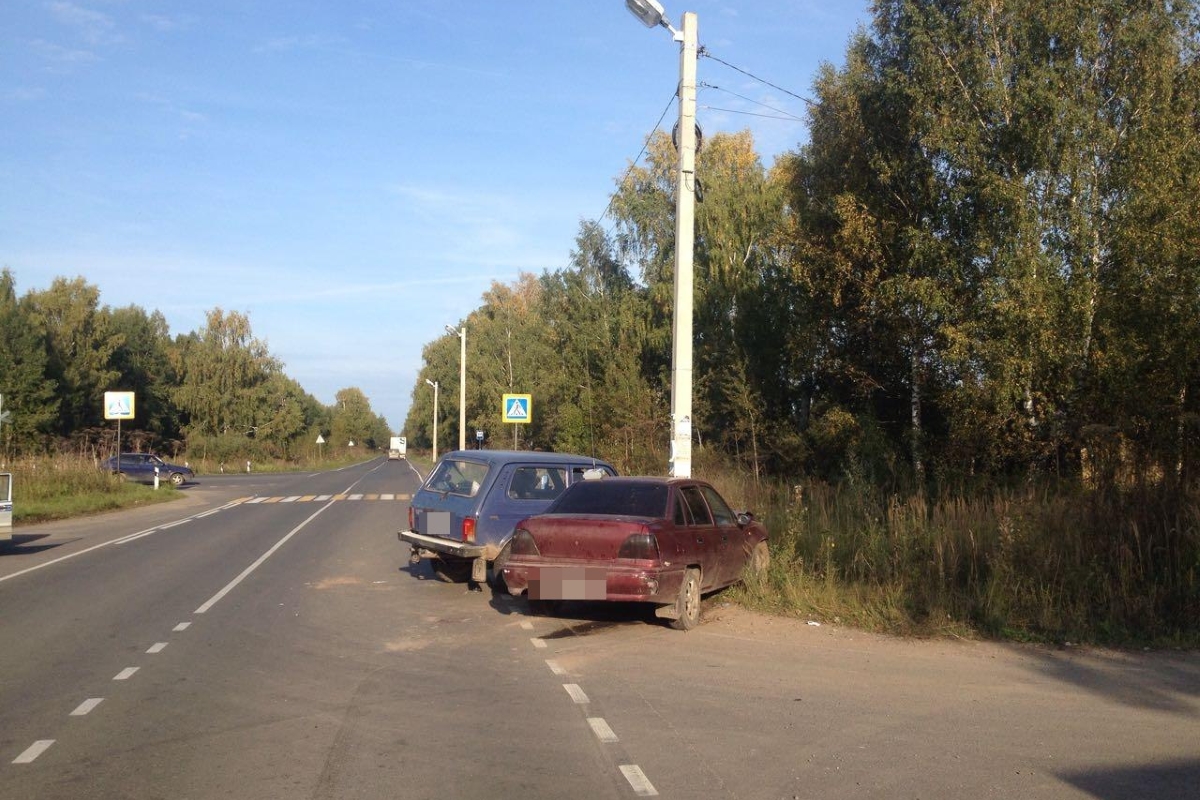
[506, 398, 528, 419]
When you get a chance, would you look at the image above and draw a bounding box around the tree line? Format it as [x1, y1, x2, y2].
[406, 0, 1199, 493]
[0, 270, 391, 460]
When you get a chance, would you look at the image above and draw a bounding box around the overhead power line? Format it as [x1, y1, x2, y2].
[699, 47, 818, 109]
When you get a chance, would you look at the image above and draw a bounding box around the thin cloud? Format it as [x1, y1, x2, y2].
[49, 1, 120, 45]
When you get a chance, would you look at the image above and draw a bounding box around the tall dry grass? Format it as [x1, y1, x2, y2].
[704, 467, 1200, 645]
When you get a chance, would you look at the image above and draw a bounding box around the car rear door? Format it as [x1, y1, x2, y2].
[475, 463, 571, 551]
[677, 484, 723, 590]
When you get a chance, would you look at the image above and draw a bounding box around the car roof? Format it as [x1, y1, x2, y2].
[437, 450, 613, 467]
[570, 475, 704, 487]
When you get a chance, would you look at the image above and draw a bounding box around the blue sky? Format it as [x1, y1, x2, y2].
[1, 1, 870, 431]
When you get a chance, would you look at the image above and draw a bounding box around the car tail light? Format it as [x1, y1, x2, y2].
[618, 533, 659, 561]
[462, 517, 476, 543]
[408, 506, 414, 530]
[510, 529, 540, 556]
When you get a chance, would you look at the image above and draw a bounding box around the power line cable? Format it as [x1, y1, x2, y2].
[699, 47, 818, 109]
[699, 81, 805, 121]
[599, 85, 678, 224]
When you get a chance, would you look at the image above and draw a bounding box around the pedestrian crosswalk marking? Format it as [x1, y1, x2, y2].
[230, 494, 411, 505]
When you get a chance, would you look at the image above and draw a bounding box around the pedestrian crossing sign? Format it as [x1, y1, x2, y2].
[502, 394, 532, 424]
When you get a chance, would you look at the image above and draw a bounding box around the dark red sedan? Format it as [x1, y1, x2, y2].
[502, 476, 769, 630]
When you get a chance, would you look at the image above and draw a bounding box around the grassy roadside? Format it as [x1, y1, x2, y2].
[5, 452, 386, 525]
[704, 468, 1200, 649]
[7, 456, 182, 524]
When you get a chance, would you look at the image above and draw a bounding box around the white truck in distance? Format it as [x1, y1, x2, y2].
[389, 436, 406, 460]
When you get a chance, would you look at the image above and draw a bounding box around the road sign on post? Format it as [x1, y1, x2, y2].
[502, 394, 531, 424]
[502, 393, 531, 449]
[104, 392, 136, 476]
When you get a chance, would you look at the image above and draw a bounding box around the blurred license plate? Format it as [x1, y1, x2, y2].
[529, 566, 607, 600]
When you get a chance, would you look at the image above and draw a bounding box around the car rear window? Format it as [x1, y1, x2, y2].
[424, 458, 489, 498]
[548, 481, 669, 518]
[507, 467, 568, 501]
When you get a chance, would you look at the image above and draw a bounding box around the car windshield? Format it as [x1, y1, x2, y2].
[548, 481, 669, 518]
[424, 458, 489, 498]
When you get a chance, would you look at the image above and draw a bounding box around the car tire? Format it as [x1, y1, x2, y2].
[528, 598, 561, 617]
[748, 540, 770, 577]
[487, 541, 512, 591]
[431, 556, 473, 583]
[170, 472, 186, 486]
[669, 568, 702, 631]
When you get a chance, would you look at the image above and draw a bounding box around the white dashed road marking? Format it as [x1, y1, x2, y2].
[173, 622, 191, 632]
[620, 765, 659, 796]
[587, 717, 619, 743]
[531, 637, 547, 649]
[12, 740, 55, 764]
[70, 698, 104, 717]
[520, 620, 534, 630]
[564, 684, 589, 704]
[147, 642, 168, 654]
[113, 667, 139, 681]
[545, 659, 566, 676]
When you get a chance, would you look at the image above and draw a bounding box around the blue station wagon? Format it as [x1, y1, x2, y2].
[398, 450, 616, 585]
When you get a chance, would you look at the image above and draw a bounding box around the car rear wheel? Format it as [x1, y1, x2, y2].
[431, 556, 473, 583]
[669, 568, 702, 631]
[748, 540, 770, 577]
[487, 541, 512, 591]
[528, 598, 561, 617]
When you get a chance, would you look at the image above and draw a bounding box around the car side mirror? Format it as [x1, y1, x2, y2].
[736, 511, 755, 527]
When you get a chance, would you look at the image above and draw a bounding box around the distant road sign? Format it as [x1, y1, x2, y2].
[502, 394, 531, 424]
[104, 391, 136, 420]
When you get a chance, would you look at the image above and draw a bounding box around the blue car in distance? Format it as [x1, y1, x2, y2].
[102, 453, 194, 486]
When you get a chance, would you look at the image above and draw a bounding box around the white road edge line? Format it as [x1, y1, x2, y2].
[12, 740, 55, 764]
[0, 499, 240, 585]
[70, 698, 104, 717]
[194, 500, 338, 615]
[620, 765, 659, 796]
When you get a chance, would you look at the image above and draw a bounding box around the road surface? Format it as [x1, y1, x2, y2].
[1, 459, 1196, 799]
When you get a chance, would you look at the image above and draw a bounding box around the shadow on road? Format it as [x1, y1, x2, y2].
[1011, 644, 1200, 716]
[0, 533, 71, 556]
[1060, 758, 1200, 800]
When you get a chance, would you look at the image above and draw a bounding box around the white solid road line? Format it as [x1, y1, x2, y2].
[70, 698, 104, 717]
[194, 494, 343, 615]
[12, 740, 55, 764]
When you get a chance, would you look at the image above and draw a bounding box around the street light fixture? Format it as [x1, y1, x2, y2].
[446, 325, 467, 452]
[626, 0, 697, 478]
[425, 378, 439, 462]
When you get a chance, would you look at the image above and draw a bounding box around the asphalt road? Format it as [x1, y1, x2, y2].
[1, 458, 1197, 799]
